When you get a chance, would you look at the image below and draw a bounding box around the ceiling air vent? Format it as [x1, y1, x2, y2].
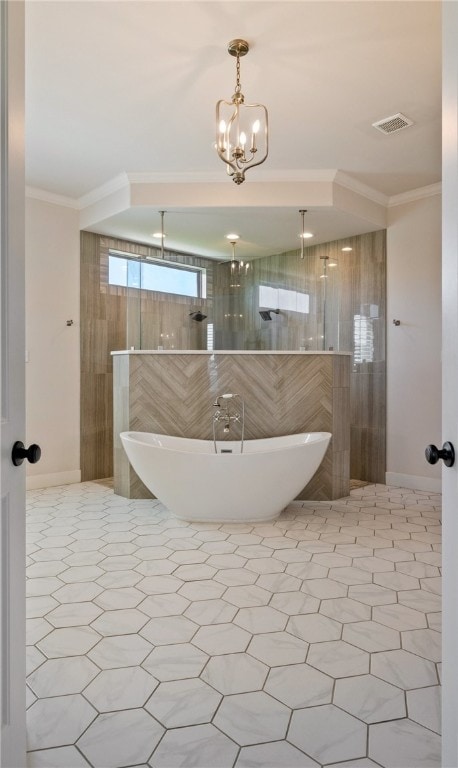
[372, 113, 413, 135]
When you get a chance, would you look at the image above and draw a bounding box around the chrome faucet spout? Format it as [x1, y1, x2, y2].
[212, 393, 245, 453]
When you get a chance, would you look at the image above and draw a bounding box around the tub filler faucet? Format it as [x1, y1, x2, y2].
[212, 393, 245, 453]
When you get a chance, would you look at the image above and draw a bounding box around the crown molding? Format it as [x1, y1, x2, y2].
[77, 173, 130, 209]
[388, 182, 442, 207]
[29, 172, 441, 217]
[25, 186, 79, 209]
[333, 171, 389, 207]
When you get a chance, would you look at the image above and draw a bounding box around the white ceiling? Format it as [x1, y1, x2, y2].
[25, 0, 441, 259]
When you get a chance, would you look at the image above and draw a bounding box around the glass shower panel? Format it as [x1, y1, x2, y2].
[125, 286, 140, 350]
[321, 257, 340, 351]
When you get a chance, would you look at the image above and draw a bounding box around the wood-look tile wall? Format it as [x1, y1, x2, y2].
[81, 229, 385, 485]
[80, 232, 215, 480]
[213, 231, 386, 482]
[113, 352, 351, 501]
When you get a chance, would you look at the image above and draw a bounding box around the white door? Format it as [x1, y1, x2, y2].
[0, 2, 27, 766]
[442, 2, 458, 765]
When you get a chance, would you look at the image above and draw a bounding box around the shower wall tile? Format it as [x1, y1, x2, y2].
[113, 352, 351, 502]
[351, 427, 386, 484]
[332, 388, 351, 452]
[80, 232, 215, 482]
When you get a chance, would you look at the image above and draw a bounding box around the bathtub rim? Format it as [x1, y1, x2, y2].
[120, 430, 332, 457]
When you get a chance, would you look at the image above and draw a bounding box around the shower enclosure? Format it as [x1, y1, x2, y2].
[80, 229, 386, 488]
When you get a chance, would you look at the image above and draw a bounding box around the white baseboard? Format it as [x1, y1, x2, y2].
[26, 470, 81, 490]
[385, 471, 442, 494]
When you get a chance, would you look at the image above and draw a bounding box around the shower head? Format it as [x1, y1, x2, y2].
[189, 311, 207, 322]
[259, 309, 280, 321]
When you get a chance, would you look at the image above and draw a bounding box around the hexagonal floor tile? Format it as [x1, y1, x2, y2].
[92, 587, 145, 610]
[288, 704, 367, 764]
[201, 652, 268, 694]
[269, 591, 320, 616]
[135, 560, 176, 577]
[369, 719, 441, 767]
[272, 548, 312, 564]
[96, 570, 142, 589]
[214, 691, 290, 746]
[26, 617, 53, 645]
[348, 583, 397, 606]
[77, 709, 164, 768]
[90, 608, 149, 637]
[407, 685, 441, 734]
[27, 745, 92, 767]
[88, 633, 152, 669]
[372, 603, 428, 631]
[138, 615, 198, 645]
[83, 666, 158, 712]
[27, 656, 99, 698]
[136, 574, 184, 594]
[150, 723, 238, 768]
[223, 585, 272, 608]
[26, 576, 64, 597]
[27, 694, 97, 750]
[264, 663, 333, 708]
[178, 579, 226, 601]
[46, 602, 103, 628]
[398, 589, 441, 614]
[138, 592, 190, 618]
[256, 572, 302, 592]
[52, 582, 104, 604]
[213, 568, 258, 587]
[192, 622, 251, 654]
[371, 649, 438, 689]
[184, 598, 237, 626]
[236, 742, 319, 767]
[145, 677, 221, 727]
[287, 562, 329, 580]
[328, 567, 373, 585]
[320, 597, 371, 623]
[172, 563, 218, 581]
[58, 565, 105, 583]
[334, 674, 406, 723]
[342, 620, 401, 652]
[244, 557, 285, 575]
[168, 551, 208, 568]
[302, 578, 348, 599]
[37, 626, 101, 658]
[247, 631, 308, 666]
[142, 642, 208, 681]
[287, 613, 342, 643]
[307, 640, 369, 678]
[401, 628, 441, 661]
[233, 606, 288, 633]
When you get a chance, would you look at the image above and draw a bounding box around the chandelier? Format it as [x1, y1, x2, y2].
[219, 239, 250, 287]
[216, 39, 268, 185]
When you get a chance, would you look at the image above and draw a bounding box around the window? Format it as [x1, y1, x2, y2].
[108, 252, 205, 298]
[353, 314, 374, 364]
[206, 323, 214, 351]
[258, 285, 309, 314]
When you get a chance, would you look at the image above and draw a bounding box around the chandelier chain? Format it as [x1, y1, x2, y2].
[235, 53, 242, 93]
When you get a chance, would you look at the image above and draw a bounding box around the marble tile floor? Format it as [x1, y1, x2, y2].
[25, 480, 442, 768]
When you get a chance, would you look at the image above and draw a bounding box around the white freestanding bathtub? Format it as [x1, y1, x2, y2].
[120, 431, 331, 523]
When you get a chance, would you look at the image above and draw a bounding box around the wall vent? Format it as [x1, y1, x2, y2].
[372, 113, 413, 135]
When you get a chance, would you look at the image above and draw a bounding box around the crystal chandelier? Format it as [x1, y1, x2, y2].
[216, 39, 268, 185]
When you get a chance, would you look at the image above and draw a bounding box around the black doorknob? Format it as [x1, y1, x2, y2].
[425, 441, 455, 468]
[12, 441, 41, 467]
